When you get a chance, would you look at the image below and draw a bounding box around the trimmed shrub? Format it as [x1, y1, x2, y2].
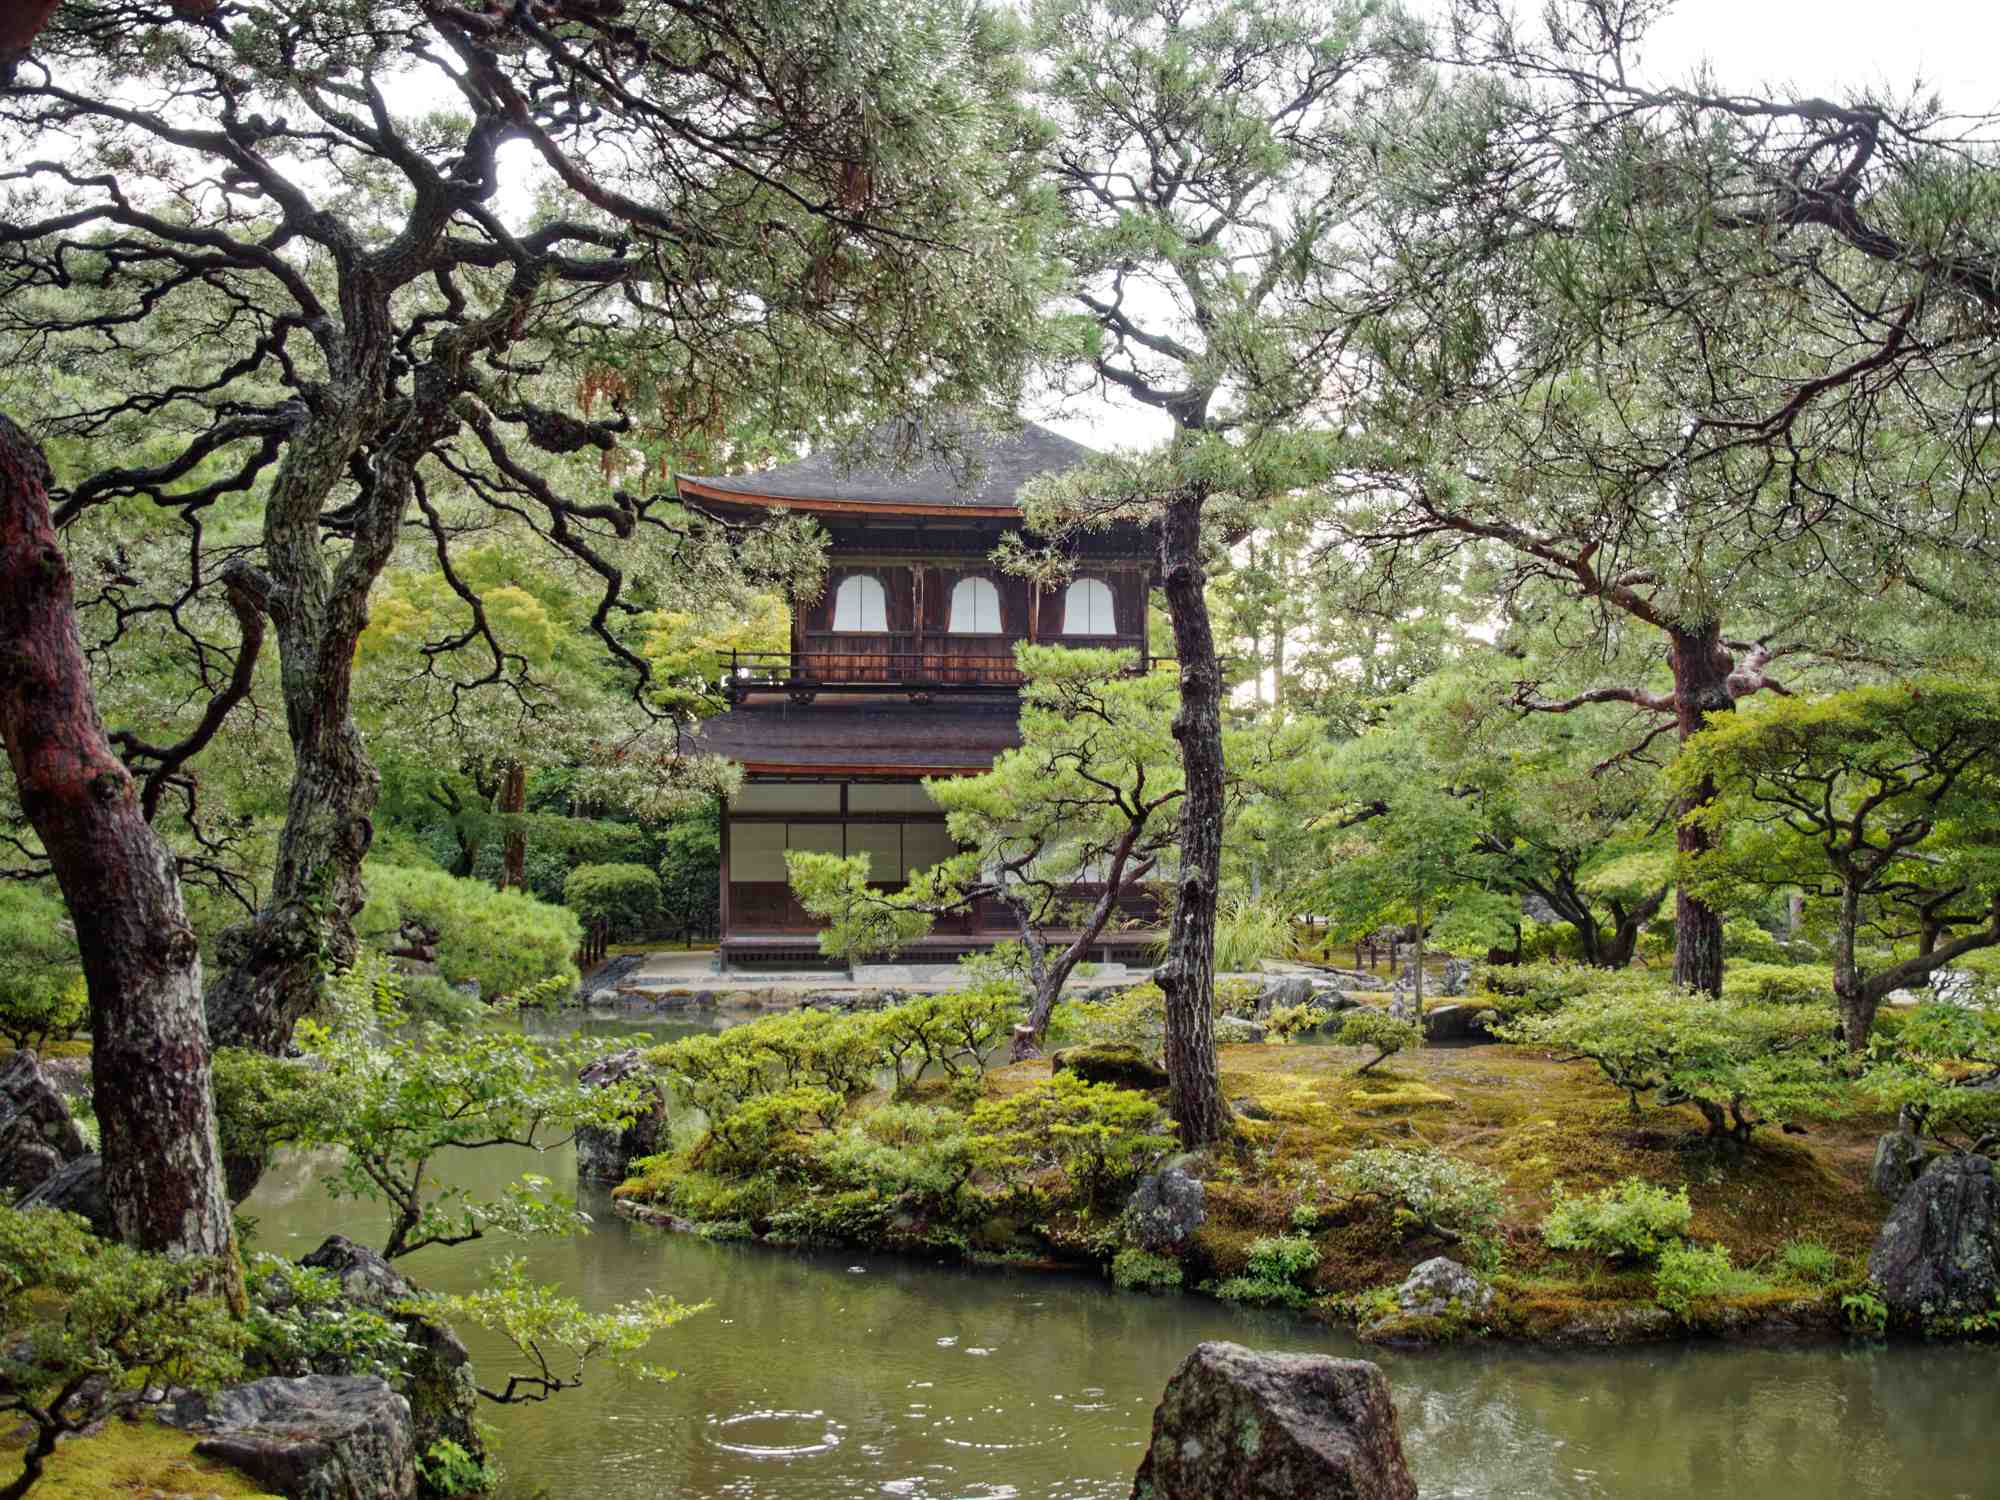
[966, 1073, 1175, 1207]
[563, 861, 662, 942]
[1334, 1009, 1420, 1072]
[358, 862, 581, 1000]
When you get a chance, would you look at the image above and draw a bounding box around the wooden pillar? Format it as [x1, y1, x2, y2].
[717, 794, 731, 950]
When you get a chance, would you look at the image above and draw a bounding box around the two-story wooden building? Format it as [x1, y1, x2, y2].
[681, 418, 1162, 967]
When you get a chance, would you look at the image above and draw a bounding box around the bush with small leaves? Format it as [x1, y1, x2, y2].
[0, 1206, 248, 1498]
[1863, 1004, 2000, 1153]
[966, 1072, 1175, 1207]
[1329, 1146, 1505, 1245]
[869, 986, 1016, 1090]
[1540, 1178, 1693, 1262]
[1112, 1247, 1184, 1292]
[1721, 963, 1836, 1008]
[1046, 981, 1168, 1058]
[1335, 1009, 1420, 1072]
[1479, 960, 1600, 1016]
[264, 958, 634, 1260]
[809, 1103, 976, 1214]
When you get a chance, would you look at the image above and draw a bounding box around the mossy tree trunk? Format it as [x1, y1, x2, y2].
[0, 413, 235, 1258]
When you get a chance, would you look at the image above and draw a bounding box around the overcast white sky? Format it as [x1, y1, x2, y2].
[1033, 0, 2000, 449]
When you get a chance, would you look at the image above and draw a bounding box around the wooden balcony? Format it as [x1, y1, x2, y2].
[721, 638, 1158, 702]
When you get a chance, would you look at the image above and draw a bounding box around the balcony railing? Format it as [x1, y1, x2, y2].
[720, 642, 1164, 702]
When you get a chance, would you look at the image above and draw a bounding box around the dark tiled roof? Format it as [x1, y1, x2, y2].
[678, 415, 1098, 512]
[694, 695, 1022, 773]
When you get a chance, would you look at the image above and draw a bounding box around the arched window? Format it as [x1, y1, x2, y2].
[1062, 577, 1116, 635]
[947, 576, 1002, 634]
[830, 573, 888, 632]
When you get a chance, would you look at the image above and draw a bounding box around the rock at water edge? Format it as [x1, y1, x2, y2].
[1867, 1153, 1999, 1326]
[574, 1048, 668, 1185]
[297, 1235, 484, 1470]
[1130, 1341, 1417, 1500]
[1396, 1256, 1494, 1318]
[165, 1375, 415, 1500]
[1124, 1163, 1206, 1253]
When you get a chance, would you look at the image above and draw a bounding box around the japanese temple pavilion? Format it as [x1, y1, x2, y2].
[681, 418, 1163, 967]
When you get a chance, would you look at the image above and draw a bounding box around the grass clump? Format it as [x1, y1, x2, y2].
[1210, 1233, 1321, 1308]
[1774, 1236, 1844, 1287]
[1541, 1178, 1693, 1262]
[1653, 1242, 1770, 1320]
[1111, 1248, 1184, 1292]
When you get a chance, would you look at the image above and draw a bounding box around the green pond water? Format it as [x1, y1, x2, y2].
[241, 1014, 1998, 1499]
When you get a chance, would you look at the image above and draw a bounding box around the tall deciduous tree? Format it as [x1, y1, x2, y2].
[1020, 0, 1421, 1144]
[0, 414, 235, 1257]
[1, 0, 1048, 1056]
[1339, 0, 2000, 993]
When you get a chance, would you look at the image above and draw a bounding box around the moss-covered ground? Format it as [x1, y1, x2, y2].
[1, 1412, 278, 1498]
[618, 1026, 1906, 1347]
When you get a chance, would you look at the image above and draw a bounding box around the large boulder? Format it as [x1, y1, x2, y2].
[1213, 1015, 1268, 1046]
[1256, 975, 1317, 1013]
[0, 1050, 87, 1197]
[1439, 958, 1475, 997]
[1870, 1130, 1932, 1200]
[1124, 1162, 1207, 1253]
[165, 1375, 415, 1500]
[1052, 1045, 1169, 1090]
[297, 1235, 482, 1470]
[1868, 1154, 2000, 1327]
[1395, 1256, 1494, 1319]
[16, 1152, 112, 1236]
[1130, 1342, 1417, 1500]
[574, 1048, 669, 1185]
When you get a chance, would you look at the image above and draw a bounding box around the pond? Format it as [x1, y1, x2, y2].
[240, 1014, 1996, 1500]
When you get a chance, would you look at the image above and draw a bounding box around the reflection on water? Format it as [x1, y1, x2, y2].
[244, 1025, 1997, 1500]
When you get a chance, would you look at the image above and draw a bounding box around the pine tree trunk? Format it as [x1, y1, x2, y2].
[1667, 619, 1734, 995]
[0, 414, 234, 1257]
[500, 761, 528, 889]
[206, 392, 408, 1056]
[1156, 487, 1229, 1148]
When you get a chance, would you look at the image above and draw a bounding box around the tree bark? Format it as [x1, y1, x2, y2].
[499, 760, 528, 889]
[0, 413, 234, 1257]
[1667, 619, 1735, 995]
[1155, 486, 1230, 1148]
